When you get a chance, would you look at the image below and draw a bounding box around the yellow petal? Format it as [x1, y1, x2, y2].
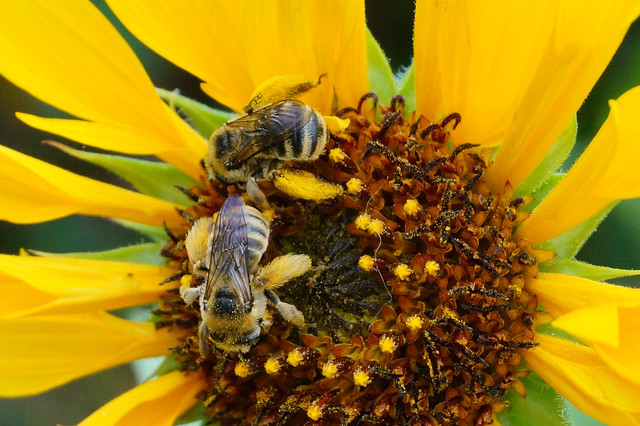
[0, 0, 205, 175]
[79, 370, 206, 426]
[526, 272, 640, 318]
[518, 86, 640, 244]
[551, 304, 619, 348]
[524, 334, 640, 424]
[414, 0, 640, 189]
[106, 0, 368, 113]
[0, 312, 182, 396]
[595, 306, 640, 387]
[0, 145, 181, 227]
[0, 255, 172, 318]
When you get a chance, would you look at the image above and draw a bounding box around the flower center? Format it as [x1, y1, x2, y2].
[158, 92, 538, 424]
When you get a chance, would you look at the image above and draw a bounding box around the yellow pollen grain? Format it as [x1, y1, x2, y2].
[262, 208, 276, 221]
[367, 219, 386, 235]
[353, 370, 372, 387]
[323, 115, 350, 134]
[346, 177, 364, 194]
[379, 336, 397, 354]
[307, 405, 324, 421]
[179, 274, 192, 286]
[322, 362, 339, 378]
[355, 214, 371, 230]
[393, 263, 412, 281]
[358, 255, 375, 271]
[271, 169, 344, 200]
[405, 315, 424, 332]
[264, 358, 281, 375]
[403, 199, 422, 216]
[234, 362, 250, 378]
[287, 350, 304, 367]
[329, 147, 347, 163]
[424, 260, 440, 276]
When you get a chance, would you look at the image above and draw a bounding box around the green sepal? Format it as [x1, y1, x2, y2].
[498, 371, 568, 426]
[366, 28, 397, 106]
[110, 219, 167, 243]
[28, 242, 166, 266]
[156, 87, 236, 138]
[523, 173, 563, 212]
[537, 203, 616, 259]
[48, 141, 197, 206]
[562, 400, 605, 426]
[174, 398, 206, 426]
[396, 61, 416, 115]
[517, 116, 577, 197]
[540, 258, 640, 281]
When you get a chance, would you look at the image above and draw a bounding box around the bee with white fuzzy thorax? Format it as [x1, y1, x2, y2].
[182, 195, 311, 355]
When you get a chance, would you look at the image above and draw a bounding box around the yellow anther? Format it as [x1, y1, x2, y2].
[234, 362, 251, 378]
[329, 147, 347, 163]
[287, 350, 304, 367]
[424, 260, 440, 276]
[179, 274, 192, 286]
[403, 199, 422, 216]
[264, 358, 281, 375]
[405, 315, 424, 332]
[379, 336, 397, 354]
[307, 405, 324, 421]
[367, 219, 386, 235]
[355, 214, 371, 230]
[358, 255, 375, 271]
[353, 369, 372, 387]
[322, 362, 339, 378]
[393, 263, 412, 281]
[346, 177, 364, 194]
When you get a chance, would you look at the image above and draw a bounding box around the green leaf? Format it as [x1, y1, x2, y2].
[538, 203, 617, 259]
[156, 87, 236, 138]
[29, 242, 166, 265]
[396, 61, 416, 115]
[540, 258, 640, 281]
[517, 116, 577, 197]
[366, 28, 396, 105]
[47, 141, 197, 206]
[110, 219, 168, 243]
[498, 371, 567, 426]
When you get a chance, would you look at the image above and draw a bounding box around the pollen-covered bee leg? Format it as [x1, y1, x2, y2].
[198, 321, 211, 357]
[264, 289, 305, 326]
[180, 285, 201, 306]
[255, 253, 312, 290]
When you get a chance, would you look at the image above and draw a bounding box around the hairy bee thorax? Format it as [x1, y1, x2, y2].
[158, 87, 550, 425]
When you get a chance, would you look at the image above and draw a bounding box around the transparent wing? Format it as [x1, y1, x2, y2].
[203, 195, 253, 305]
[224, 100, 312, 169]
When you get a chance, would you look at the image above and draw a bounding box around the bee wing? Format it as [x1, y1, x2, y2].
[224, 99, 313, 168]
[203, 195, 253, 305]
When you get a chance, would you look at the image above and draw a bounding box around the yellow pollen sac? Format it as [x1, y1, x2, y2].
[323, 115, 350, 134]
[358, 254, 375, 271]
[424, 260, 440, 276]
[393, 263, 412, 281]
[405, 315, 424, 332]
[264, 358, 281, 375]
[261, 208, 276, 222]
[234, 362, 251, 378]
[179, 274, 192, 287]
[379, 336, 397, 354]
[355, 214, 371, 230]
[244, 73, 323, 113]
[403, 199, 422, 217]
[287, 350, 304, 367]
[270, 169, 344, 201]
[322, 362, 339, 378]
[307, 405, 324, 421]
[329, 147, 347, 163]
[346, 177, 364, 194]
[367, 219, 386, 235]
[353, 369, 372, 387]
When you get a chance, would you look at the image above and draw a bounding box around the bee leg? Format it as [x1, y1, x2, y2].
[179, 285, 202, 306]
[198, 321, 211, 358]
[264, 289, 305, 326]
[246, 177, 270, 211]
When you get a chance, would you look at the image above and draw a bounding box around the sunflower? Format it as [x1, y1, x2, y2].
[1, 1, 640, 425]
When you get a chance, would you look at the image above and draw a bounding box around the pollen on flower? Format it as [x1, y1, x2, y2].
[355, 213, 371, 230]
[358, 254, 375, 271]
[286, 349, 304, 367]
[346, 177, 364, 194]
[353, 369, 372, 387]
[264, 358, 281, 374]
[424, 260, 440, 276]
[379, 335, 397, 353]
[393, 263, 412, 280]
[405, 315, 424, 332]
[321, 361, 339, 378]
[329, 147, 346, 163]
[307, 405, 324, 421]
[234, 362, 251, 378]
[403, 199, 422, 216]
[366, 219, 385, 235]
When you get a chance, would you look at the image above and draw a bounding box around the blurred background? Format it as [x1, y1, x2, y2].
[0, 0, 638, 424]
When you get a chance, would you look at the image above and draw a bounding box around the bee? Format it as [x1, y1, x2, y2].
[182, 195, 311, 354]
[205, 99, 328, 184]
